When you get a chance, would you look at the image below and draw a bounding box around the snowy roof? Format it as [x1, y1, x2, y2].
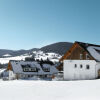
[76, 42, 100, 62]
[10, 61, 58, 75]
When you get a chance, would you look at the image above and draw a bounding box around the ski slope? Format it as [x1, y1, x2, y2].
[0, 80, 100, 100]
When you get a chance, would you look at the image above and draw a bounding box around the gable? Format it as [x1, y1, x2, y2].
[76, 42, 100, 62]
[7, 62, 13, 71]
[60, 42, 94, 61]
[60, 42, 78, 61]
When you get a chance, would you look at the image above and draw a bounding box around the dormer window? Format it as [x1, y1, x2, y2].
[21, 65, 38, 72]
[43, 68, 50, 72]
[23, 67, 38, 72]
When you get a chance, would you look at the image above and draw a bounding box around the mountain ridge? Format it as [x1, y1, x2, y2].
[0, 42, 73, 57]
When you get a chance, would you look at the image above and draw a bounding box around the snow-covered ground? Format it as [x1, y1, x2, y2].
[0, 80, 100, 100]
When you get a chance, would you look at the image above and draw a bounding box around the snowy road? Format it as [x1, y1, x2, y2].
[0, 80, 100, 100]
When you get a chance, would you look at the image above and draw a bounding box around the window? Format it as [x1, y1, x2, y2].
[23, 67, 38, 72]
[86, 65, 90, 69]
[43, 68, 50, 72]
[80, 54, 83, 60]
[28, 75, 30, 77]
[86, 54, 90, 60]
[80, 64, 83, 68]
[75, 64, 77, 68]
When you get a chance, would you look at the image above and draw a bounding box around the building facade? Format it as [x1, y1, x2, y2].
[58, 41, 100, 80]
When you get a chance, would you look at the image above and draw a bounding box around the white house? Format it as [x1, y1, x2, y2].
[58, 41, 100, 80]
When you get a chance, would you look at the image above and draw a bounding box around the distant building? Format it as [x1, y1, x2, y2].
[7, 60, 58, 80]
[58, 41, 100, 80]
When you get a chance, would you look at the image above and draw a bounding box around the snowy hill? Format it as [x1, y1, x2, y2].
[0, 50, 61, 64]
[34, 51, 61, 63]
[0, 42, 73, 57]
[0, 80, 100, 100]
[0, 48, 38, 57]
[0, 42, 73, 64]
[0, 55, 32, 64]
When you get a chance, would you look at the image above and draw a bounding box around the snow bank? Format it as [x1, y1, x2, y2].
[0, 80, 100, 100]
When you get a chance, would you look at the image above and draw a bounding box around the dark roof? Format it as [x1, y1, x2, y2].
[75, 41, 100, 48]
[75, 41, 100, 61]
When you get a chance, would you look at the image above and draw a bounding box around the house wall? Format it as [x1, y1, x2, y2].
[64, 60, 97, 80]
[8, 70, 16, 80]
[58, 43, 94, 71]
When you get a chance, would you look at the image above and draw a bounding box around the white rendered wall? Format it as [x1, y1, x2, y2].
[8, 70, 16, 80]
[64, 60, 97, 80]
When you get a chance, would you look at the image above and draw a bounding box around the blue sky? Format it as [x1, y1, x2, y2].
[0, 0, 100, 50]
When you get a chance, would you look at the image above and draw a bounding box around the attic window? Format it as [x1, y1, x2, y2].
[80, 54, 83, 60]
[86, 54, 90, 60]
[43, 68, 50, 72]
